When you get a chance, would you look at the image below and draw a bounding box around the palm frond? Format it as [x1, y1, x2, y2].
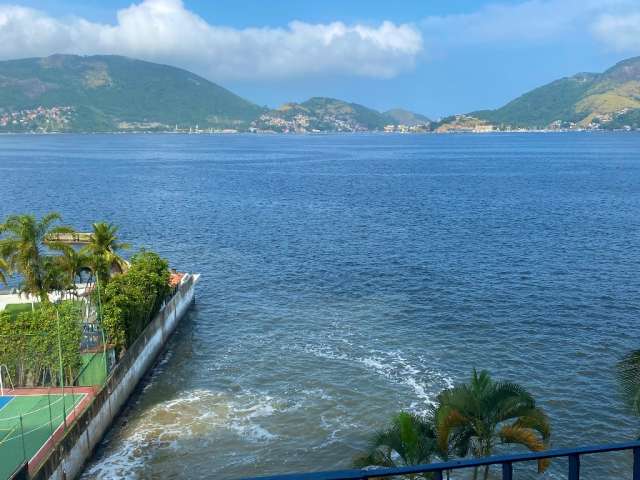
[353, 450, 395, 469]
[37, 212, 63, 238]
[435, 369, 551, 468]
[487, 382, 535, 418]
[499, 425, 549, 472]
[0, 212, 78, 300]
[0, 258, 9, 285]
[436, 406, 469, 453]
[511, 408, 551, 441]
[355, 412, 438, 470]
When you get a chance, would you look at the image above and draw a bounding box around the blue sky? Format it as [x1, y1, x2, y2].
[1, 0, 640, 118]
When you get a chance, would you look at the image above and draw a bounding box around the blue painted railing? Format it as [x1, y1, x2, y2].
[241, 440, 640, 480]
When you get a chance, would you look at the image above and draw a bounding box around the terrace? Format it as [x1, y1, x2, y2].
[244, 441, 640, 480]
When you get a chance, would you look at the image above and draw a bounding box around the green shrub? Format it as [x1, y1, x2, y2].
[0, 301, 82, 386]
[100, 251, 170, 353]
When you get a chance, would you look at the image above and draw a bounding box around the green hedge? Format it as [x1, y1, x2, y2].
[0, 301, 82, 387]
[100, 251, 170, 353]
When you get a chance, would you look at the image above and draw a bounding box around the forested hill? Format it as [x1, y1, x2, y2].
[471, 56, 640, 129]
[0, 55, 430, 133]
[0, 54, 265, 132]
[5, 53, 638, 133]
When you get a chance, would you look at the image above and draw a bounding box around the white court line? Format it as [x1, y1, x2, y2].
[0, 396, 15, 414]
[29, 393, 88, 465]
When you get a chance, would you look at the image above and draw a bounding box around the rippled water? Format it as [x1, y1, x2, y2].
[1, 132, 640, 479]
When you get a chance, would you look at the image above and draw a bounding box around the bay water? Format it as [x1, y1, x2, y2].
[1, 132, 639, 479]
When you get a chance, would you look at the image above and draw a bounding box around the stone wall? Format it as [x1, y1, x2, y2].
[28, 273, 199, 480]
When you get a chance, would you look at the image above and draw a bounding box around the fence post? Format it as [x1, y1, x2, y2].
[56, 309, 67, 429]
[48, 389, 53, 435]
[501, 462, 513, 480]
[634, 447, 640, 480]
[434, 470, 443, 480]
[568, 454, 580, 480]
[19, 415, 27, 463]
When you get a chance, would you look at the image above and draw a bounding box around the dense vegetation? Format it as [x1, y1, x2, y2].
[100, 251, 171, 352]
[299, 97, 393, 130]
[256, 97, 402, 132]
[0, 54, 434, 133]
[82, 222, 130, 286]
[0, 54, 265, 132]
[0, 213, 74, 301]
[356, 370, 551, 480]
[0, 212, 173, 385]
[473, 74, 596, 128]
[605, 109, 640, 130]
[2, 53, 640, 132]
[0, 301, 82, 386]
[472, 56, 640, 129]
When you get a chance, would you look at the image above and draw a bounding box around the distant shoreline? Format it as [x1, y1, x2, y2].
[0, 129, 638, 136]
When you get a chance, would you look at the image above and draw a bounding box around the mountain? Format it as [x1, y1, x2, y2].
[0, 54, 264, 132]
[10, 53, 640, 134]
[0, 55, 430, 133]
[471, 57, 640, 129]
[383, 108, 430, 126]
[253, 97, 397, 133]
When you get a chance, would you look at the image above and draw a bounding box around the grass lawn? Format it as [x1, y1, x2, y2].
[3, 303, 40, 320]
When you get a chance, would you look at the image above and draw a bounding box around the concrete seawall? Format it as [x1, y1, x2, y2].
[28, 273, 200, 480]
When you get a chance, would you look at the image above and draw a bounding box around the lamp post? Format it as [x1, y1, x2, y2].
[95, 272, 108, 379]
[56, 309, 67, 429]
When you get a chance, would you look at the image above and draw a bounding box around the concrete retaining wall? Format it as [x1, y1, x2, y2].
[30, 273, 199, 480]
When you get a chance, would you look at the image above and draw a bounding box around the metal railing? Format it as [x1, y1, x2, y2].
[242, 440, 640, 480]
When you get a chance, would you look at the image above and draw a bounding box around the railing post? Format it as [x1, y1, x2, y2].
[434, 470, 443, 480]
[501, 462, 513, 480]
[19, 415, 26, 462]
[634, 447, 640, 480]
[568, 454, 580, 480]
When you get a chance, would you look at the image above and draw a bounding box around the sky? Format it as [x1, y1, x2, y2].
[1, 0, 640, 118]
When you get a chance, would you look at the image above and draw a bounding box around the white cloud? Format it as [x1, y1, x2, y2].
[592, 13, 640, 52]
[420, 0, 640, 53]
[1, 0, 639, 83]
[0, 0, 423, 80]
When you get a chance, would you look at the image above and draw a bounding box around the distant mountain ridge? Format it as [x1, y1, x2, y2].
[0, 54, 265, 131]
[254, 97, 406, 133]
[0, 55, 428, 133]
[2, 53, 639, 133]
[469, 56, 640, 129]
[383, 108, 430, 126]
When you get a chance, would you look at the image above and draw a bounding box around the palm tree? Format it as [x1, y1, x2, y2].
[435, 369, 551, 480]
[0, 258, 9, 286]
[354, 412, 438, 478]
[82, 222, 130, 285]
[617, 351, 640, 416]
[41, 255, 69, 299]
[0, 213, 73, 302]
[55, 246, 92, 297]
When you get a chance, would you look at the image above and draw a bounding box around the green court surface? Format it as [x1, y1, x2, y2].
[0, 393, 84, 480]
[77, 352, 108, 386]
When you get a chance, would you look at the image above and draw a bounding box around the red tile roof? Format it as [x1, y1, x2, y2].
[169, 272, 185, 288]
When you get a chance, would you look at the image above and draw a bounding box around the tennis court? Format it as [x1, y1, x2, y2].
[0, 389, 92, 479]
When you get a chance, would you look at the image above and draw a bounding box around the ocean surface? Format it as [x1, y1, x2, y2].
[1, 132, 639, 479]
